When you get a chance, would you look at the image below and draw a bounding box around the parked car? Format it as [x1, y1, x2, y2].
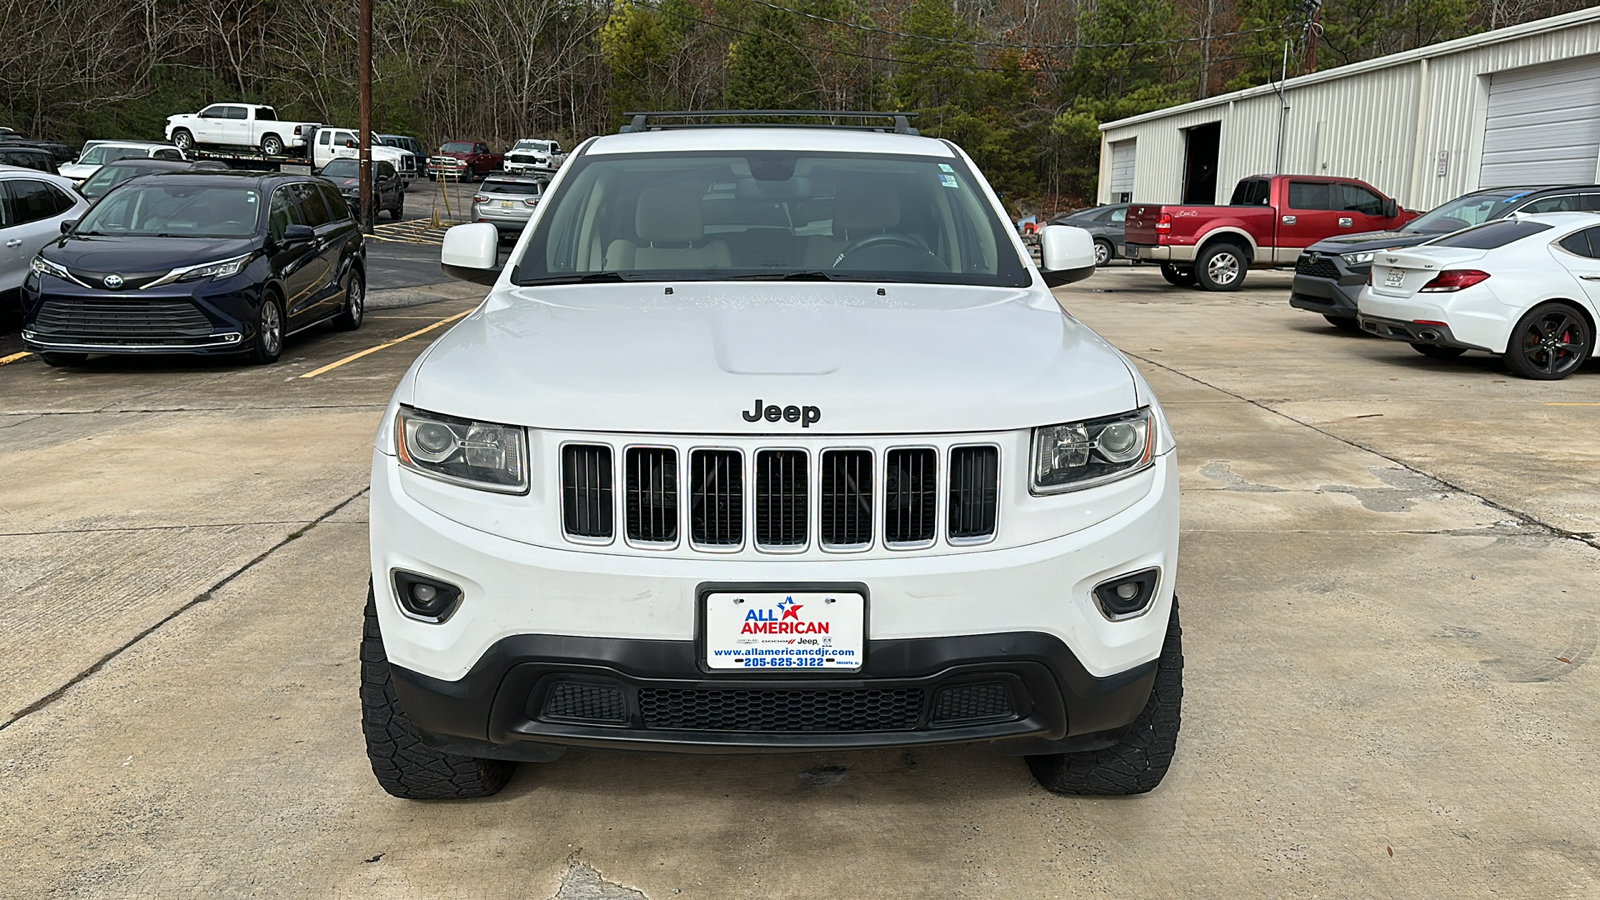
[379, 134, 427, 182]
[318, 158, 404, 221]
[1124, 175, 1416, 290]
[1358, 213, 1598, 379]
[503, 139, 565, 175]
[165, 103, 320, 157]
[1050, 204, 1130, 266]
[78, 158, 199, 202]
[0, 145, 58, 174]
[361, 114, 1179, 804]
[20, 170, 365, 365]
[58, 142, 185, 185]
[309, 128, 416, 185]
[0, 131, 77, 163]
[1292, 184, 1600, 330]
[427, 141, 502, 181]
[0, 169, 89, 331]
[471, 175, 545, 234]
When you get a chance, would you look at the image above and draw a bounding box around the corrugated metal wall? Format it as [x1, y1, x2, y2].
[1099, 10, 1600, 211]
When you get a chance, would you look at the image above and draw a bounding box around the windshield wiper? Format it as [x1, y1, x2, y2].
[726, 270, 841, 281]
[518, 271, 640, 286]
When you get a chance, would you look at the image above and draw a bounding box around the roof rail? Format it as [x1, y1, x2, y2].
[619, 110, 919, 136]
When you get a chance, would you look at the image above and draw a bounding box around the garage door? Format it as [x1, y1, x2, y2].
[1479, 55, 1600, 188]
[1109, 139, 1135, 201]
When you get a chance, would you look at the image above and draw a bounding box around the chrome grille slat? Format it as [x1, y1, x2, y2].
[755, 449, 808, 549]
[820, 450, 873, 549]
[947, 446, 1000, 542]
[690, 449, 743, 548]
[884, 448, 937, 546]
[625, 447, 678, 545]
[561, 444, 613, 540]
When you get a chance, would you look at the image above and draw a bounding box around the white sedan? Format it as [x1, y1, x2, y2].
[1358, 212, 1598, 379]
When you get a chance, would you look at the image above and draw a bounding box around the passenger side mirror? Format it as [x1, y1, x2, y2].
[60, 219, 77, 234]
[1382, 197, 1399, 218]
[1038, 225, 1097, 287]
[441, 223, 500, 286]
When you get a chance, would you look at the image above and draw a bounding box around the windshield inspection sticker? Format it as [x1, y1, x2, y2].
[938, 163, 954, 173]
[939, 173, 960, 189]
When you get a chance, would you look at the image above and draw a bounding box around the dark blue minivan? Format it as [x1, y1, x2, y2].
[21, 170, 365, 366]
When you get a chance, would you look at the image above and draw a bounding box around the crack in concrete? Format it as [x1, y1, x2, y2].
[550, 859, 650, 900]
[0, 488, 370, 733]
[1128, 352, 1600, 554]
[1197, 461, 1285, 492]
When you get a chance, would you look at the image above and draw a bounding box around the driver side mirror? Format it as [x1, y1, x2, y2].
[60, 219, 77, 234]
[1382, 197, 1399, 218]
[441, 223, 500, 286]
[1038, 225, 1097, 287]
[281, 224, 316, 245]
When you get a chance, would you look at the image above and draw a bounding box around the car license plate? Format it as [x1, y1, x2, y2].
[1385, 270, 1405, 287]
[500, 200, 514, 208]
[704, 591, 864, 671]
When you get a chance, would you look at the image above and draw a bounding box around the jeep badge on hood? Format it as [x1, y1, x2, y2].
[743, 399, 822, 427]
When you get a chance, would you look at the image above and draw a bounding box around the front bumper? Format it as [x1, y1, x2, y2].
[20, 271, 262, 356]
[1289, 266, 1365, 318]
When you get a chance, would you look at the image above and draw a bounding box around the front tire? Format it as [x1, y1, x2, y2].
[172, 129, 194, 152]
[334, 268, 365, 331]
[1028, 597, 1183, 796]
[1195, 242, 1247, 291]
[361, 587, 515, 799]
[247, 294, 284, 365]
[1093, 238, 1113, 266]
[1159, 263, 1196, 287]
[1503, 301, 1592, 380]
[261, 134, 284, 156]
[390, 193, 404, 221]
[1325, 314, 1362, 332]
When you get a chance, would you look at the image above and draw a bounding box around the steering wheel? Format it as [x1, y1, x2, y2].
[832, 232, 939, 269]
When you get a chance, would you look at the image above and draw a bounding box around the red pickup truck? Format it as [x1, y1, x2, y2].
[1124, 175, 1416, 290]
[426, 140, 504, 182]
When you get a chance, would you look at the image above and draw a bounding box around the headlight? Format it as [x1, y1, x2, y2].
[174, 253, 252, 282]
[1341, 251, 1376, 266]
[30, 255, 70, 280]
[1032, 408, 1154, 494]
[396, 407, 528, 493]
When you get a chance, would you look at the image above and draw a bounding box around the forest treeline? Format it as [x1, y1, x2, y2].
[0, 0, 1590, 207]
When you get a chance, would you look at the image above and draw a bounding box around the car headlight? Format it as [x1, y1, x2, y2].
[1032, 408, 1155, 494]
[1341, 251, 1376, 266]
[396, 407, 528, 493]
[175, 253, 252, 282]
[30, 255, 70, 280]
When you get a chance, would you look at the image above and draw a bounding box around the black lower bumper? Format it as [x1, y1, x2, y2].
[1289, 271, 1364, 318]
[390, 632, 1157, 760]
[1358, 313, 1489, 351]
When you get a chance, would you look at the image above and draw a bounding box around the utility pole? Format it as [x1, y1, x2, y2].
[358, 0, 373, 234]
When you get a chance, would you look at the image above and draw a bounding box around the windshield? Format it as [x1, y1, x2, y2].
[1407, 190, 1532, 233]
[320, 159, 359, 178]
[514, 141, 550, 152]
[440, 142, 474, 154]
[76, 184, 261, 238]
[514, 150, 1027, 287]
[82, 165, 147, 197]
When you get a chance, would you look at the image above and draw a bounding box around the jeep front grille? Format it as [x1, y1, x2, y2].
[561, 444, 613, 540]
[557, 442, 999, 552]
[755, 449, 809, 550]
[625, 447, 678, 545]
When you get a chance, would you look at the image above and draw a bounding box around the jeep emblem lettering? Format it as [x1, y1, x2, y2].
[742, 399, 821, 428]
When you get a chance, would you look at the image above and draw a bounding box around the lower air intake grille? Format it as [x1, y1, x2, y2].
[540, 682, 628, 724]
[625, 447, 678, 544]
[755, 449, 808, 549]
[690, 449, 743, 547]
[819, 450, 872, 548]
[1295, 255, 1341, 279]
[561, 444, 613, 539]
[948, 445, 999, 541]
[639, 688, 924, 732]
[32, 298, 212, 338]
[884, 448, 937, 546]
[930, 682, 1016, 726]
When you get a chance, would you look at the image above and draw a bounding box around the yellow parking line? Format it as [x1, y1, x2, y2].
[298, 310, 472, 379]
[1545, 402, 1600, 406]
[0, 351, 32, 366]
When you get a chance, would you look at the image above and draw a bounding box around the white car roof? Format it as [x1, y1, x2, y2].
[585, 127, 953, 158]
[0, 167, 78, 189]
[89, 141, 180, 150]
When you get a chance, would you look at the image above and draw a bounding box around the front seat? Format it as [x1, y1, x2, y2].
[605, 185, 731, 271]
[805, 181, 901, 268]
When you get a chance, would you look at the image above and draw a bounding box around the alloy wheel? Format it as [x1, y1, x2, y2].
[1206, 251, 1240, 285]
[1516, 308, 1589, 378]
[261, 300, 282, 356]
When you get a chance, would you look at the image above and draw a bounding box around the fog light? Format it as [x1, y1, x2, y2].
[1092, 569, 1160, 620]
[392, 570, 463, 623]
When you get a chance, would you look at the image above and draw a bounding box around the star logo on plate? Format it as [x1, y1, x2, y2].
[778, 597, 804, 620]
[103, 274, 124, 289]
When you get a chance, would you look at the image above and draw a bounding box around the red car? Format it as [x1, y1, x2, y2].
[426, 141, 503, 182]
[1124, 175, 1416, 290]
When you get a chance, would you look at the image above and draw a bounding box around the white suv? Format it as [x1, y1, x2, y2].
[362, 113, 1182, 800]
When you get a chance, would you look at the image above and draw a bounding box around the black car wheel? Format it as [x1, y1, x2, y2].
[1324, 314, 1362, 332]
[390, 193, 404, 221]
[1503, 301, 1592, 380]
[1159, 263, 1196, 287]
[334, 268, 365, 331]
[248, 294, 284, 365]
[1093, 239, 1113, 266]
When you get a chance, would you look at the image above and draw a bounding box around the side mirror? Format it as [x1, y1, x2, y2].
[282, 223, 316, 244]
[60, 219, 77, 234]
[1382, 197, 1399, 218]
[441, 223, 500, 286]
[1038, 225, 1096, 287]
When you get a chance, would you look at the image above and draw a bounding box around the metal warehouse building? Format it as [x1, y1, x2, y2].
[1097, 6, 1600, 211]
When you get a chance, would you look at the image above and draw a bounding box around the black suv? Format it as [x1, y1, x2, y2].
[21, 170, 365, 366]
[1291, 184, 1600, 329]
[0, 145, 58, 174]
[317, 158, 404, 221]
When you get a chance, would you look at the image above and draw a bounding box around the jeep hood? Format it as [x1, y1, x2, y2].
[405, 283, 1140, 435]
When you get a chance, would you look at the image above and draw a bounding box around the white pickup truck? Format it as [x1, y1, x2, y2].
[311, 127, 418, 185]
[504, 139, 565, 175]
[165, 103, 320, 157]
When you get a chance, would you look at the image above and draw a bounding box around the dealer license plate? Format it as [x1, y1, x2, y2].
[704, 591, 864, 671]
[1385, 270, 1405, 287]
[500, 200, 514, 208]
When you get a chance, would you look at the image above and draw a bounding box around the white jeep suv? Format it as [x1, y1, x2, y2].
[362, 113, 1182, 800]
